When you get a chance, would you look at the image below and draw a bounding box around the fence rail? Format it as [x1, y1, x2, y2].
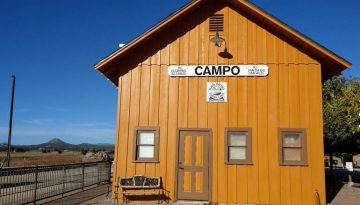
[0, 161, 111, 205]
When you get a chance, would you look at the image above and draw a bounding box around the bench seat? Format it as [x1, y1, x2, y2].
[114, 175, 165, 204]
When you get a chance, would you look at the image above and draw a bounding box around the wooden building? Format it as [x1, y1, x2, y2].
[95, 0, 351, 204]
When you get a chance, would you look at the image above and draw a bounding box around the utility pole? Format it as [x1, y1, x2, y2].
[5, 75, 16, 167]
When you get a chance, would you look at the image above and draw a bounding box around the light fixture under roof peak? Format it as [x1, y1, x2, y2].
[210, 31, 225, 47]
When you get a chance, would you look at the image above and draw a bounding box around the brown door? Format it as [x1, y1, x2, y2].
[177, 130, 210, 201]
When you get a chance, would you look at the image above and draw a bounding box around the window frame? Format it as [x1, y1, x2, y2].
[278, 128, 308, 166]
[224, 128, 253, 165]
[133, 127, 160, 163]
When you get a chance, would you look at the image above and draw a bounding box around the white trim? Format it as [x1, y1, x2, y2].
[168, 65, 268, 77]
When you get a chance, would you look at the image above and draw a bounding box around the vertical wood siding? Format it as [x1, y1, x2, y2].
[113, 3, 325, 205]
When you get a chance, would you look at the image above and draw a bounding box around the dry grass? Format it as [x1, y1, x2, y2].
[0, 151, 101, 167]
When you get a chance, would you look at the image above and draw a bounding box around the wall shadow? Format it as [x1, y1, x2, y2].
[218, 48, 233, 59]
[325, 167, 360, 203]
[325, 177, 344, 203]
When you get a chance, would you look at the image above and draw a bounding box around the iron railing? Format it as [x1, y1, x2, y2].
[0, 161, 111, 205]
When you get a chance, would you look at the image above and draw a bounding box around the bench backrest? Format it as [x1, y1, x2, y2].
[119, 175, 161, 188]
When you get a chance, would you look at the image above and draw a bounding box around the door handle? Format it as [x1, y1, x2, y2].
[179, 162, 184, 169]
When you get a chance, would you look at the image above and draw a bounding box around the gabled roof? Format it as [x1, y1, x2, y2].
[95, 0, 351, 85]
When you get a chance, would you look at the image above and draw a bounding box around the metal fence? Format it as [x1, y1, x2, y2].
[0, 161, 111, 205]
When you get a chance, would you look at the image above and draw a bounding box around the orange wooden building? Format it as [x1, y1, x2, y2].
[95, 0, 351, 204]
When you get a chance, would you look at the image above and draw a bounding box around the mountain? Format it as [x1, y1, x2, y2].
[9, 138, 114, 151]
[0, 143, 7, 151]
[38, 138, 77, 149]
[77, 142, 113, 149]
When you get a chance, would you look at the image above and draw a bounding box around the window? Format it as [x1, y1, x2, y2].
[133, 127, 159, 162]
[279, 128, 307, 166]
[224, 128, 252, 164]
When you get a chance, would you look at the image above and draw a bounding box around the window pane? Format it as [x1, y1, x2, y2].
[229, 147, 246, 160]
[139, 132, 155, 145]
[138, 146, 154, 158]
[283, 133, 301, 147]
[283, 148, 301, 161]
[229, 133, 246, 146]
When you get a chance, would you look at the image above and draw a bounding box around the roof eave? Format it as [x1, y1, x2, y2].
[237, 0, 352, 70]
[94, 0, 204, 71]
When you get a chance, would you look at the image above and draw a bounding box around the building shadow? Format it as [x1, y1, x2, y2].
[325, 167, 360, 203]
[325, 178, 344, 203]
[218, 48, 233, 59]
[121, 193, 170, 204]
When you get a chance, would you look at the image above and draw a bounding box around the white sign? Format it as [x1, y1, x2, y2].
[207, 82, 227, 102]
[168, 65, 268, 77]
[346, 162, 354, 172]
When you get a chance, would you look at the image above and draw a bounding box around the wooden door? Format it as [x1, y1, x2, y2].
[177, 130, 210, 201]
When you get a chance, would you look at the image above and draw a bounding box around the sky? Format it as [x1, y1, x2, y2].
[0, 0, 359, 145]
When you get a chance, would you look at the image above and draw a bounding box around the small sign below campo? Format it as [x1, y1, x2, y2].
[207, 82, 227, 102]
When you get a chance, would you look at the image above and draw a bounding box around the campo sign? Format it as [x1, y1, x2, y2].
[168, 65, 268, 77]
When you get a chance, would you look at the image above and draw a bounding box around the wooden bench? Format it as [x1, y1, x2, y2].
[114, 175, 164, 204]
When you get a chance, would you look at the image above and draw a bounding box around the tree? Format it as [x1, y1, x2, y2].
[323, 75, 360, 179]
[80, 147, 89, 155]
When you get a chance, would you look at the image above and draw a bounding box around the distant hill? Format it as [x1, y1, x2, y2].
[0, 138, 114, 152]
[37, 138, 78, 150]
[0, 143, 8, 151]
[77, 142, 113, 149]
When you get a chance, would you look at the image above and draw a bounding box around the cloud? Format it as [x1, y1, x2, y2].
[67, 122, 114, 128]
[45, 107, 70, 112]
[11, 127, 114, 139]
[0, 122, 115, 144]
[21, 119, 52, 125]
[68, 123, 98, 127]
[16, 108, 33, 113]
[0, 127, 7, 137]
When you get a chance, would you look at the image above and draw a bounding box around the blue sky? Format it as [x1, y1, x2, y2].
[0, 0, 359, 145]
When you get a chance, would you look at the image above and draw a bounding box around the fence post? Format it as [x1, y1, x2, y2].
[33, 166, 38, 203]
[106, 160, 112, 197]
[97, 163, 100, 184]
[1, 161, 108, 205]
[62, 165, 66, 196]
[108, 160, 112, 183]
[81, 163, 85, 190]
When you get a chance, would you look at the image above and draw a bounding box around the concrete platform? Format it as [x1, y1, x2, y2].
[40, 184, 111, 205]
[37, 182, 360, 205]
[329, 183, 360, 205]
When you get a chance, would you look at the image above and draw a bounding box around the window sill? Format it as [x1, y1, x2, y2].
[132, 160, 160, 163]
[280, 162, 308, 166]
[225, 162, 253, 165]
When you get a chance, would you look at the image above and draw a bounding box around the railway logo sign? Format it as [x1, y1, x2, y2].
[207, 82, 227, 103]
